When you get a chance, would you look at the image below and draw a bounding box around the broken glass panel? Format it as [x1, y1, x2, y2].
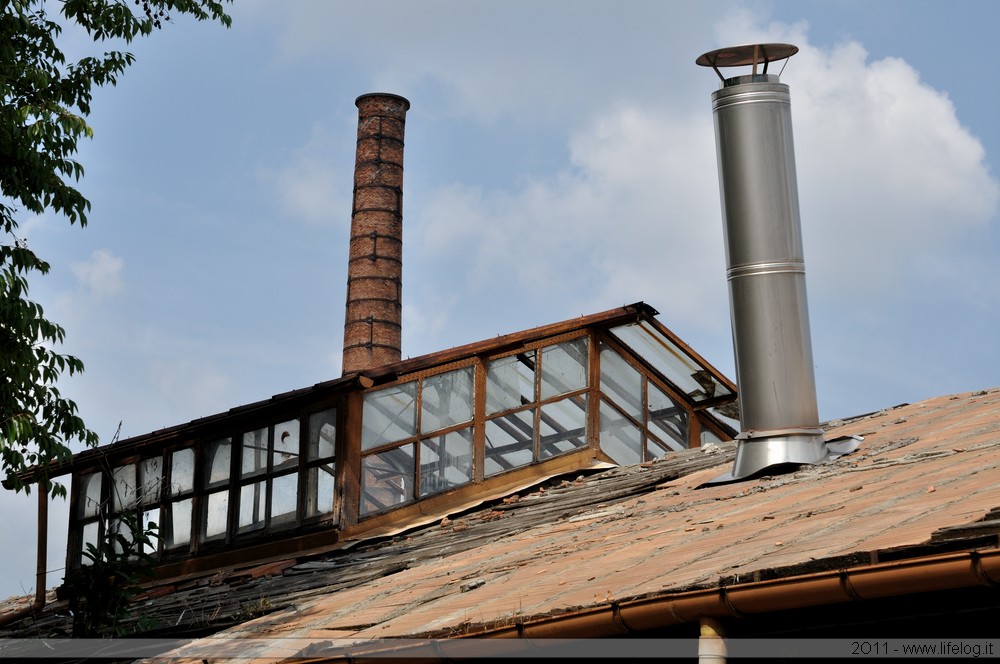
[238, 481, 266, 534]
[421, 367, 474, 433]
[540, 338, 588, 400]
[539, 395, 587, 459]
[271, 472, 299, 526]
[306, 462, 335, 518]
[139, 457, 163, 506]
[308, 408, 337, 460]
[111, 464, 136, 513]
[362, 383, 417, 450]
[600, 400, 642, 466]
[609, 321, 733, 403]
[648, 382, 688, 453]
[273, 419, 300, 472]
[204, 439, 232, 489]
[486, 351, 535, 415]
[600, 344, 642, 419]
[419, 427, 473, 497]
[485, 409, 534, 477]
[77, 472, 103, 519]
[242, 428, 268, 477]
[170, 448, 195, 496]
[360, 444, 415, 516]
[142, 508, 160, 555]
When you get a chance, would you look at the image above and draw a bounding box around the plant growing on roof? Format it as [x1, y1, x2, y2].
[63, 509, 159, 637]
[1, 1, 231, 498]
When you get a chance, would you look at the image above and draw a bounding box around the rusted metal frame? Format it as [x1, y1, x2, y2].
[599, 331, 703, 428]
[358, 304, 647, 385]
[300, 408, 339, 525]
[596, 333, 699, 452]
[536, 391, 589, 458]
[587, 330, 602, 453]
[7, 376, 358, 491]
[152, 396, 343, 564]
[413, 378, 424, 503]
[473, 358, 487, 483]
[65, 471, 85, 574]
[342, 446, 605, 540]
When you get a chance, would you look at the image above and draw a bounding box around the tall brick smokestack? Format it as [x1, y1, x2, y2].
[342, 93, 410, 374]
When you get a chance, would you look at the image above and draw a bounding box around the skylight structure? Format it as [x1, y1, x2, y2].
[11, 303, 736, 582]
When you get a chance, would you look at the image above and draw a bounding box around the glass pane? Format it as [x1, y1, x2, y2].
[360, 444, 415, 516]
[111, 464, 137, 513]
[486, 351, 535, 415]
[419, 427, 474, 497]
[107, 517, 127, 555]
[308, 408, 337, 461]
[648, 382, 688, 453]
[600, 400, 642, 466]
[170, 448, 195, 495]
[609, 321, 734, 403]
[271, 472, 299, 527]
[139, 457, 163, 506]
[707, 403, 741, 436]
[484, 409, 535, 477]
[238, 481, 266, 534]
[362, 383, 417, 450]
[77, 472, 103, 519]
[242, 428, 268, 477]
[204, 438, 232, 488]
[306, 463, 336, 519]
[600, 344, 643, 419]
[202, 490, 229, 540]
[165, 498, 192, 548]
[421, 367, 474, 433]
[273, 419, 300, 472]
[540, 338, 588, 400]
[539, 395, 588, 459]
[142, 508, 160, 556]
[80, 521, 99, 565]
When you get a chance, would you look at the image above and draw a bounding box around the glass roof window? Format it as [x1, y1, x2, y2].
[609, 321, 734, 404]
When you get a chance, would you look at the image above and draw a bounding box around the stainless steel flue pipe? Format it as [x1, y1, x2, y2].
[698, 44, 826, 480]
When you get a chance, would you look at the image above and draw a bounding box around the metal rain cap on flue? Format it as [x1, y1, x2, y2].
[695, 43, 860, 486]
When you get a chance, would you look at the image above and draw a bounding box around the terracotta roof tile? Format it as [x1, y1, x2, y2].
[6, 388, 1000, 657]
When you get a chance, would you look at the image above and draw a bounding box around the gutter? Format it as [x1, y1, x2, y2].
[475, 548, 1000, 639]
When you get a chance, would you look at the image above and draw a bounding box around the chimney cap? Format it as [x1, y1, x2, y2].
[355, 92, 411, 111]
[696, 43, 798, 69]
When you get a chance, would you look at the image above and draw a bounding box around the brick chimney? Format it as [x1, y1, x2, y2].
[342, 93, 410, 374]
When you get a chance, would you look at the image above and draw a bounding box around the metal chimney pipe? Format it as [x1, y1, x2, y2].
[696, 44, 826, 480]
[342, 93, 410, 374]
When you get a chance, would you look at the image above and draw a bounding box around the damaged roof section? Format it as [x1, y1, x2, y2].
[4, 388, 999, 654]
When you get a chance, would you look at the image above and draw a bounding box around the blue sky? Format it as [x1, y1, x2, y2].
[3, 0, 999, 600]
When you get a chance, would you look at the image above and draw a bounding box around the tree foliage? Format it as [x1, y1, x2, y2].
[1, 1, 231, 497]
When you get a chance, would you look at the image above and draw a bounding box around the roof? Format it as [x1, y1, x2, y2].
[3, 387, 1000, 658]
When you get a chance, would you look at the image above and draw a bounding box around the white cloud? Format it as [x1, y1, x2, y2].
[262, 123, 353, 226]
[708, 17, 999, 303]
[70, 249, 124, 298]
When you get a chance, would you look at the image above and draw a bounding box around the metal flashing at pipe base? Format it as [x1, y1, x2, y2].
[700, 434, 862, 486]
